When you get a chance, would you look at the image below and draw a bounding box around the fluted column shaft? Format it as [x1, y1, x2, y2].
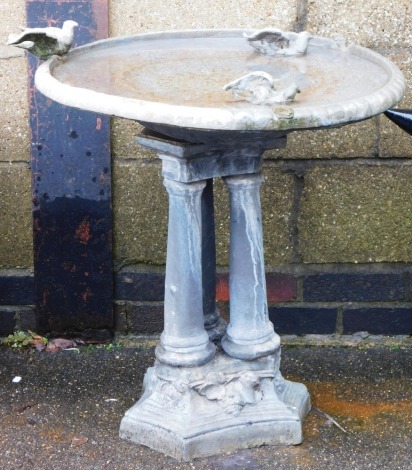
[155, 177, 216, 366]
[221, 173, 280, 360]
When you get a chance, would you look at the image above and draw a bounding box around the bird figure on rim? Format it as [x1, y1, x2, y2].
[245, 28, 312, 57]
[7, 20, 78, 60]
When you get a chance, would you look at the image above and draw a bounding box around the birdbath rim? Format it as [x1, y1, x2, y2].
[35, 28, 405, 138]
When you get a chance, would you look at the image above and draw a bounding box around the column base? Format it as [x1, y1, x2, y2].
[119, 350, 310, 461]
[221, 330, 280, 360]
[155, 338, 216, 367]
[204, 308, 227, 343]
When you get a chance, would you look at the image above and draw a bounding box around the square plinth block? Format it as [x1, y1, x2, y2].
[119, 351, 310, 460]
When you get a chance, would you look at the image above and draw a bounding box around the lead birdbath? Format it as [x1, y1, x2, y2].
[35, 28, 405, 460]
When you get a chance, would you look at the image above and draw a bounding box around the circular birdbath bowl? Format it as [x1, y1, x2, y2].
[35, 29, 405, 143]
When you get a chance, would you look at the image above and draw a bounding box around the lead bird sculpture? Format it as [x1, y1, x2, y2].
[224, 71, 300, 105]
[7, 20, 78, 60]
[245, 28, 312, 57]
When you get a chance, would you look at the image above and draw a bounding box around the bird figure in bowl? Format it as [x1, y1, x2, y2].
[224, 71, 300, 105]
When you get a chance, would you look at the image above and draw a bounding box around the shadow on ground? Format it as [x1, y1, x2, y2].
[0, 346, 411, 469]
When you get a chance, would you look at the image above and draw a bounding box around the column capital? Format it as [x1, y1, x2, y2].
[163, 177, 206, 196]
[224, 172, 264, 189]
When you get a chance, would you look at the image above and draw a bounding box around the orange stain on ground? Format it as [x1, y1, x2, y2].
[307, 381, 412, 421]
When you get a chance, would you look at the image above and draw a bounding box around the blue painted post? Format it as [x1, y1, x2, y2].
[27, 0, 112, 335]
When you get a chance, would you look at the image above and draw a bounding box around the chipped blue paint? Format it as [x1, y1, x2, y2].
[27, 0, 112, 334]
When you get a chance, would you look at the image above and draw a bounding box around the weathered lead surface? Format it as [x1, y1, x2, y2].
[120, 351, 310, 460]
[35, 30, 404, 134]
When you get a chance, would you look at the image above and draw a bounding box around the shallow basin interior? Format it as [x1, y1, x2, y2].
[53, 36, 390, 109]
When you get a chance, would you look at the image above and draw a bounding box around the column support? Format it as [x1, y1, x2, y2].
[120, 131, 310, 460]
[222, 173, 280, 360]
[201, 178, 227, 341]
[155, 177, 216, 367]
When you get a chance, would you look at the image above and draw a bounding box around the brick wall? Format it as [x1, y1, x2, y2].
[1, 0, 412, 336]
[0, 3, 34, 335]
[114, 266, 412, 336]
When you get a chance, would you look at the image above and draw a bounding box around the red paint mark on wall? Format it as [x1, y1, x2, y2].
[75, 219, 91, 244]
[96, 117, 102, 130]
[216, 273, 229, 301]
[266, 274, 297, 302]
[216, 273, 297, 302]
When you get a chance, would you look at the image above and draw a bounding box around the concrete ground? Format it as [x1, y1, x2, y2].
[0, 340, 411, 469]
